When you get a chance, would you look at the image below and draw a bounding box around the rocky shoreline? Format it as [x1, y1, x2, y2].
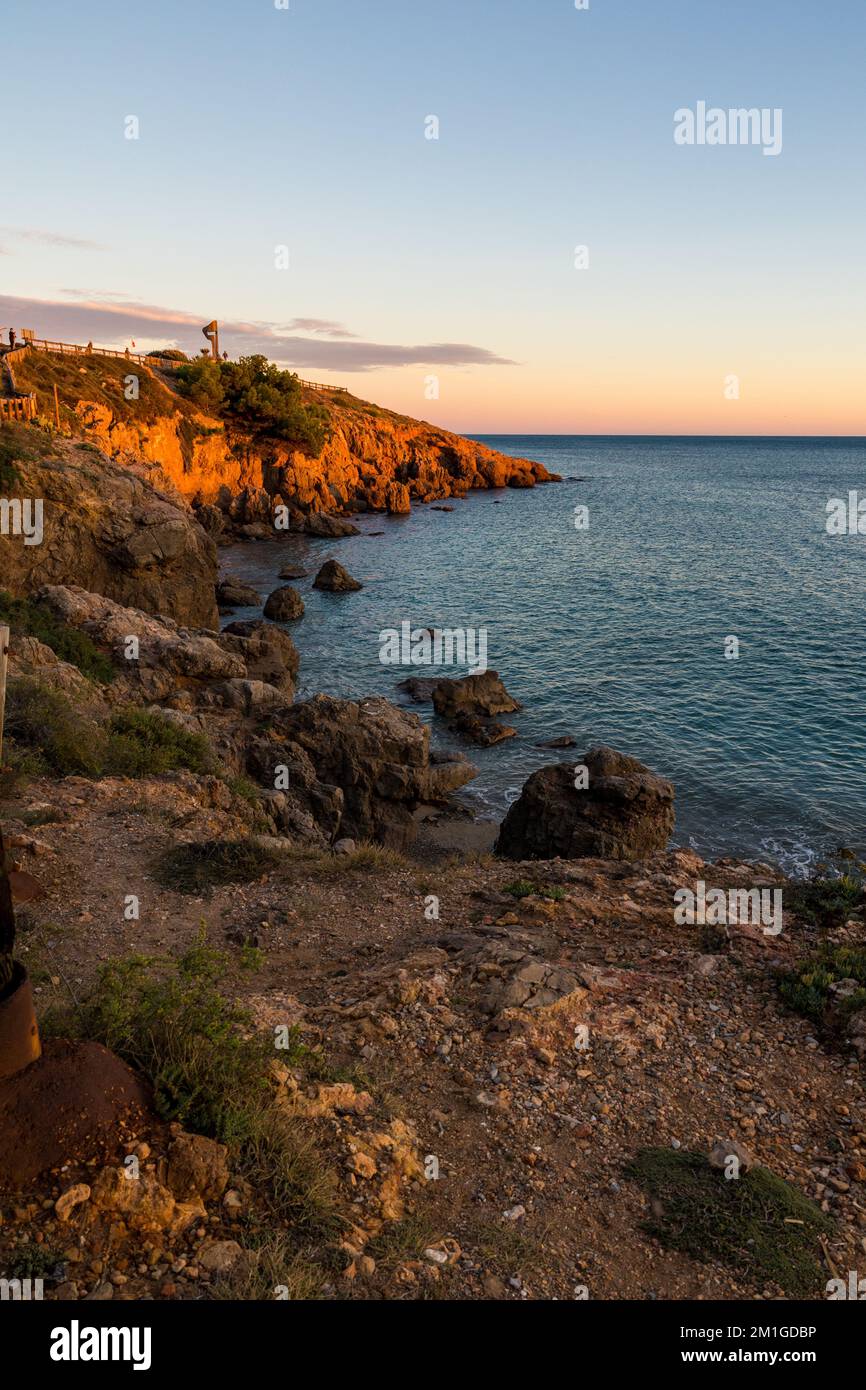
[2, 365, 866, 1304]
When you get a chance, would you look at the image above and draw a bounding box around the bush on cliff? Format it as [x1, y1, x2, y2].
[780, 943, 866, 1029]
[0, 591, 115, 684]
[786, 871, 863, 930]
[4, 681, 214, 779]
[105, 708, 213, 777]
[175, 354, 329, 454]
[4, 680, 105, 776]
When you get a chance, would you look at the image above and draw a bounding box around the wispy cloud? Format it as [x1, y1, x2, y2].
[283, 318, 358, 339]
[0, 292, 517, 373]
[0, 227, 105, 251]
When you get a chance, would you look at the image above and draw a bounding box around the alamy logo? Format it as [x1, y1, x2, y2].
[1, 1276, 43, 1300]
[674, 102, 783, 157]
[826, 1271, 866, 1300]
[826, 492, 866, 536]
[0, 497, 43, 545]
[50, 1320, 152, 1371]
[674, 879, 783, 936]
[379, 620, 488, 675]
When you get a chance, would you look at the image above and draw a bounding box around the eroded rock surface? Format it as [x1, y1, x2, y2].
[496, 746, 675, 861]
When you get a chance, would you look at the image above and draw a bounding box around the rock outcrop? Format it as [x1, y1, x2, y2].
[216, 578, 261, 609]
[246, 695, 477, 850]
[495, 746, 675, 861]
[1, 435, 218, 627]
[13, 352, 559, 524]
[453, 713, 517, 747]
[301, 513, 361, 538]
[263, 586, 305, 621]
[313, 560, 363, 593]
[35, 585, 297, 704]
[432, 672, 522, 719]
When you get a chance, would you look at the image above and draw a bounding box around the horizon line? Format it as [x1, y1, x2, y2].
[468, 432, 866, 441]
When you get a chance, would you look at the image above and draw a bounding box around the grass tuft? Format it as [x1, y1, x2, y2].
[48, 939, 343, 1255]
[625, 1147, 832, 1297]
[504, 879, 567, 902]
[155, 839, 281, 894]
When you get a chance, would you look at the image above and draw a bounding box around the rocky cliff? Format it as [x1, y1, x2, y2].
[1, 428, 218, 628]
[12, 350, 559, 515]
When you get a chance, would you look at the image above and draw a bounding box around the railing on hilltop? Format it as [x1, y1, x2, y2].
[0, 348, 37, 421]
[0, 395, 37, 422]
[21, 338, 348, 393]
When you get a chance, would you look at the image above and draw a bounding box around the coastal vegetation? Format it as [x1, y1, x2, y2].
[625, 1147, 833, 1297]
[780, 943, 866, 1029]
[3, 681, 213, 779]
[45, 940, 342, 1292]
[0, 591, 114, 684]
[175, 354, 330, 454]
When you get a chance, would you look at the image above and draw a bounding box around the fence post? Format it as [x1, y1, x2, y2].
[0, 625, 8, 768]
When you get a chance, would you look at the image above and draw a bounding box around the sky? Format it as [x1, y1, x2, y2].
[2, 0, 864, 434]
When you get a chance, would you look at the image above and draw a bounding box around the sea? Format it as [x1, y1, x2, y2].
[218, 435, 866, 877]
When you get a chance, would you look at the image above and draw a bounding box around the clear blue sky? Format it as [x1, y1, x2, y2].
[2, 0, 864, 432]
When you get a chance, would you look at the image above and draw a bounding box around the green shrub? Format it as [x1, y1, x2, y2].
[70, 941, 271, 1137]
[504, 879, 536, 899]
[780, 943, 866, 1028]
[625, 1147, 832, 1297]
[175, 355, 329, 454]
[0, 591, 114, 684]
[4, 682, 213, 780]
[104, 708, 213, 777]
[3, 679, 104, 776]
[787, 874, 863, 930]
[504, 880, 566, 901]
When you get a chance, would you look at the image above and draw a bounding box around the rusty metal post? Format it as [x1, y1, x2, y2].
[0, 822, 41, 1077]
[0, 624, 8, 768]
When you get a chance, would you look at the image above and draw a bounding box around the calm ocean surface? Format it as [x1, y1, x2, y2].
[220, 435, 866, 876]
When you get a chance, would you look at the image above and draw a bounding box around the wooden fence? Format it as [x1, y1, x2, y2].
[20, 339, 348, 393]
[0, 396, 37, 423]
[0, 348, 37, 421]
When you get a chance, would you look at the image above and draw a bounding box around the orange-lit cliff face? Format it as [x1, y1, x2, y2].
[67, 377, 559, 516]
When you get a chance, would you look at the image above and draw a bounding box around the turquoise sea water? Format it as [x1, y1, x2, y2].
[219, 435, 866, 876]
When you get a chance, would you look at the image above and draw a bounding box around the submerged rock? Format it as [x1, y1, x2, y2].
[495, 746, 675, 861]
[302, 513, 361, 538]
[397, 677, 439, 703]
[453, 712, 517, 747]
[216, 578, 261, 609]
[313, 559, 363, 593]
[263, 585, 305, 621]
[432, 671, 522, 719]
